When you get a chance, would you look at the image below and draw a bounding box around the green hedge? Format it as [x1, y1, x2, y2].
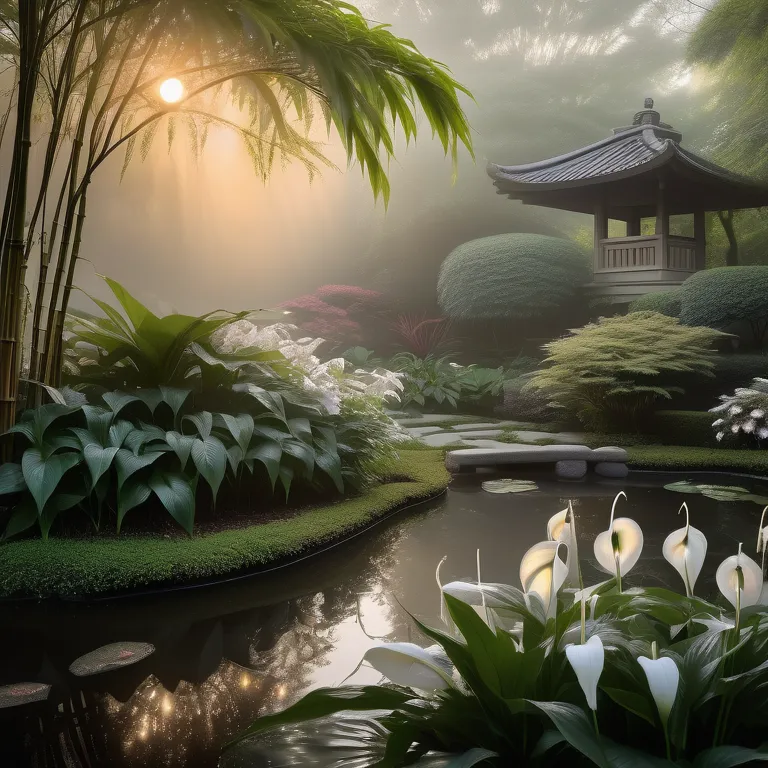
[437, 234, 590, 320]
[628, 290, 682, 317]
[626, 445, 768, 474]
[0, 450, 449, 599]
[651, 410, 719, 447]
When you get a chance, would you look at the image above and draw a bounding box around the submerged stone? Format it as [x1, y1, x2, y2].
[69, 642, 155, 677]
[0, 682, 51, 709]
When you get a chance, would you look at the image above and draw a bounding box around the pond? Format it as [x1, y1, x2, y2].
[0, 471, 765, 767]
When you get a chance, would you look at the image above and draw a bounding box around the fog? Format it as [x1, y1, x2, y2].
[24, 0, 713, 315]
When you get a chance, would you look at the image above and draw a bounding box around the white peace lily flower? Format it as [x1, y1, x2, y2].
[363, 642, 454, 691]
[743, 420, 756, 434]
[662, 502, 707, 597]
[692, 615, 735, 632]
[519, 541, 568, 619]
[637, 654, 679, 728]
[565, 635, 604, 711]
[731, 424, 741, 434]
[716, 432, 725, 442]
[716, 543, 763, 611]
[730, 406, 743, 416]
[593, 492, 643, 591]
[547, 501, 581, 588]
[760, 427, 768, 440]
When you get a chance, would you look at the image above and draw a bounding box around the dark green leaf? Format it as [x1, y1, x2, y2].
[2, 499, 37, 540]
[191, 436, 228, 501]
[693, 744, 768, 768]
[316, 450, 344, 492]
[246, 442, 281, 489]
[165, 431, 196, 470]
[21, 449, 82, 513]
[158, 386, 191, 419]
[117, 479, 152, 533]
[0, 463, 25, 495]
[83, 444, 120, 490]
[102, 391, 141, 416]
[114, 449, 164, 490]
[221, 413, 254, 455]
[528, 701, 608, 768]
[184, 411, 213, 439]
[445, 748, 499, 767]
[149, 471, 196, 535]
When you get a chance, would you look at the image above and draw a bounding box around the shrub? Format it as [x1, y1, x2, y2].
[679, 266, 768, 348]
[391, 313, 452, 357]
[437, 233, 590, 320]
[710, 377, 768, 446]
[390, 354, 464, 411]
[651, 410, 721, 448]
[628, 289, 681, 317]
[495, 376, 556, 423]
[529, 312, 725, 431]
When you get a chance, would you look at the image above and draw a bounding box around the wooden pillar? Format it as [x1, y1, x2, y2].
[626, 214, 641, 236]
[694, 209, 706, 270]
[655, 178, 668, 268]
[594, 200, 608, 273]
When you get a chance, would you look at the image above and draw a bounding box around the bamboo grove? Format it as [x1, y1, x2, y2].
[0, 0, 473, 455]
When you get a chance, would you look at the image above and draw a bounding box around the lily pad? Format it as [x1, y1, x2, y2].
[69, 641, 155, 677]
[664, 481, 768, 506]
[481, 479, 538, 494]
[0, 682, 51, 709]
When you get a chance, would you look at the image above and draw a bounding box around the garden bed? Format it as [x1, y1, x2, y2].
[626, 445, 768, 474]
[0, 450, 449, 600]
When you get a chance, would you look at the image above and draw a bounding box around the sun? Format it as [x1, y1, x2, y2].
[159, 78, 184, 104]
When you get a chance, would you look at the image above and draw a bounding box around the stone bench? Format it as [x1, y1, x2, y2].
[445, 444, 628, 479]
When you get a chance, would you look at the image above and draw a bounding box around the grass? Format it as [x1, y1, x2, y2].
[626, 445, 768, 474]
[0, 450, 449, 599]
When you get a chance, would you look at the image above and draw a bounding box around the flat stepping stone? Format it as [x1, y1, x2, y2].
[0, 683, 51, 709]
[407, 426, 445, 437]
[450, 422, 501, 431]
[69, 642, 155, 677]
[455, 430, 504, 439]
[482, 479, 538, 494]
[516, 431, 587, 444]
[421, 433, 472, 447]
[395, 414, 477, 427]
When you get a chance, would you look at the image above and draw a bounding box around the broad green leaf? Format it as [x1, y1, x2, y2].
[602, 687, 656, 727]
[221, 413, 254, 455]
[184, 411, 213, 439]
[316, 450, 344, 493]
[124, 427, 165, 455]
[283, 439, 315, 478]
[191, 436, 228, 500]
[246, 442, 281, 489]
[134, 389, 163, 414]
[114, 449, 164, 490]
[117, 479, 152, 533]
[102, 391, 141, 416]
[278, 464, 294, 500]
[149, 471, 196, 535]
[108, 420, 135, 448]
[21, 449, 82, 513]
[226, 686, 415, 745]
[528, 701, 608, 768]
[693, 744, 768, 768]
[158, 386, 191, 420]
[102, 275, 157, 330]
[0, 463, 25, 495]
[165, 431, 195, 470]
[288, 417, 313, 444]
[83, 445, 120, 490]
[8, 404, 75, 445]
[445, 749, 499, 767]
[38, 491, 89, 541]
[2, 499, 37, 540]
[227, 445, 243, 474]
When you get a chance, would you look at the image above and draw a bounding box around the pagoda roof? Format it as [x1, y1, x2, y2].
[488, 101, 768, 216]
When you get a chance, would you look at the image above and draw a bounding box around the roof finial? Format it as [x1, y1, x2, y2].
[644, 97, 654, 109]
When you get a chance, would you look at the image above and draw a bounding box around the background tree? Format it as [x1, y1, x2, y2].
[0, 0, 473, 444]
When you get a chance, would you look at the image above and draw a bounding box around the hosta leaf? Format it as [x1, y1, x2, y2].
[288, 417, 313, 444]
[102, 391, 141, 417]
[165, 431, 196, 470]
[190, 436, 227, 501]
[246, 442, 281, 490]
[2, 499, 37, 540]
[108, 420, 135, 448]
[149, 471, 196, 535]
[48, 434, 81, 452]
[693, 744, 768, 768]
[184, 411, 213, 439]
[0, 463, 25, 495]
[221, 413, 254, 455]
[445, 749, 499, 767]
[8, 404, 75, 445]
[117, 479, 152, 533]
[124, 427, 165, 455]
[283, 439, 315, 478]
[227, 445, 243, 474]
[278, 464, 294, 500]
[83, 445, 120, 490]
[316, 450, 344, 493]
[38, 491, 89, 541]
[158, 386, 191, 419]
[114, 449, 164, 490]
[134, 389, 163, 414]
[21, 449, 82, 513]
[81, 405, 113, 443]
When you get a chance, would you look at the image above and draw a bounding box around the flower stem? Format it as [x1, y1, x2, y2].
[592, 709, 600, 738]
[664, 726, 672, 761]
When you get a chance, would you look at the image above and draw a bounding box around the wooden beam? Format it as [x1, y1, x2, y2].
[694, 210, 706, 270]
[655, 179, 669, 236]
[594, 200, 608, 273]
[626, 215, 641, 236]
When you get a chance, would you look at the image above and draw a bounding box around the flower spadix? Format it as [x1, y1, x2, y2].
[547, 500, 582, 588]
[565, 635, 604, 711]
[593, 491, 643, 590]
[637, 645, 679, 728]
[520, 540, 568, 618]
[363, 642, 454, 691]
[716, 542, 763, 610]
[662, 502, 707, 597]
[757, 507, 768, 574]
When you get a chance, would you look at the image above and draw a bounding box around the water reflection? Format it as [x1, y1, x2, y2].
[0, 473, 764, 766]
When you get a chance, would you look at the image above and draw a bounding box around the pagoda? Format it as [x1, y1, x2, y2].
[487, 99, 768, 302]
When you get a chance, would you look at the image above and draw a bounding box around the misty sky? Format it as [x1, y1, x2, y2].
[22, 0, 712, 316]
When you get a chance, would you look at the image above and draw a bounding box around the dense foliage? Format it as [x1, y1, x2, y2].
[228, 495, 768, 766]
[437, 234, 590, 321]
[628, 290, 682, 318]
[529, 313, 724, 431]
[679, 267, 768, 349]
[496, 376, 557, 423]
[710, 377, 768, 446]
[0, 280, 405, 540]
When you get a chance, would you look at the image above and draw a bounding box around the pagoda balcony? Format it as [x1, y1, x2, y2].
[593, 234, 699, 283]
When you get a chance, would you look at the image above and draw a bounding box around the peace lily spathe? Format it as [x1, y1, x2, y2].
[637, 654, 679, 728]
[662, 502, 707, 597]
[519, 540, 568, 619]
[757, 507, 768, 573]
[716, 543, 763, 610]
[363, 642, 454, 691]
[547, 501, 582, 588]
[565, 635, 604, 711]
[593, 491, 643, 591]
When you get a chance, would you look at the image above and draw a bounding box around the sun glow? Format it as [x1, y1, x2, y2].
[159, 78, 184, 103]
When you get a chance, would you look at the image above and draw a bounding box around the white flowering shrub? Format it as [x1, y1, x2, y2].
[710, 377, 768, 444]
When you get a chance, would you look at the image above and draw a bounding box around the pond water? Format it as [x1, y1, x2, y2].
[1, 471, 766, 767]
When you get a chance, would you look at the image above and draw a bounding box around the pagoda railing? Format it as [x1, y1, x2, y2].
[596, 234, 697, 275]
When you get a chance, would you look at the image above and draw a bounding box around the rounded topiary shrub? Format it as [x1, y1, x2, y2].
[628, 289, 681, 317]
[680, 266, 768, 348]
[437, 234, 590, 320]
